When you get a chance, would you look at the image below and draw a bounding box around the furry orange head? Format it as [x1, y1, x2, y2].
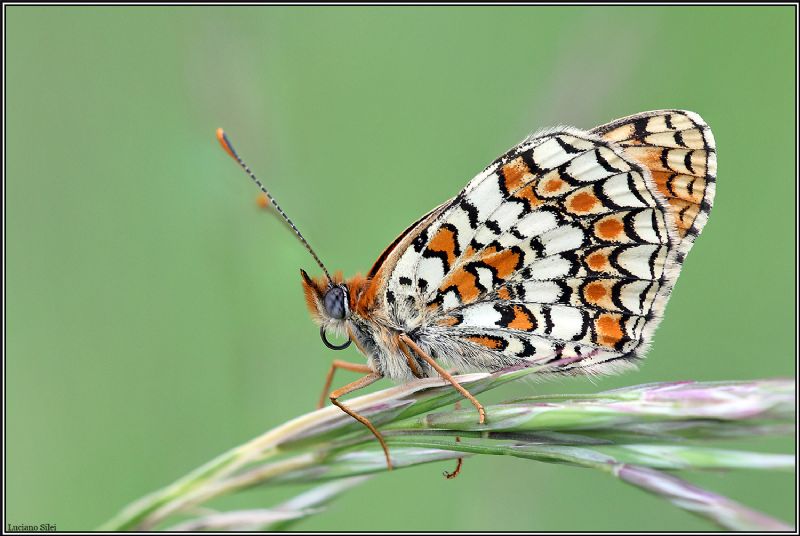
[300, 270, 375, 351]
[301, 270, 347, 321]
[300, 270, 354, 350]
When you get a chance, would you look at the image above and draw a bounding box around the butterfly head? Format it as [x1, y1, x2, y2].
[301, 269, 352, 350]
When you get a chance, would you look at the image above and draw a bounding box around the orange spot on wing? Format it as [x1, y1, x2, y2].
[587, 252, 608, 270]
[584, 282, 607, 302]
[545, 178, 565, 192]
[569, 191, 598, 213]
[596, 218, 624, 240]
[497, 286, 511, 300]
[481, 247, 521, 280]
[465, 335, 504, 349]
[428, 226, 458, 266]
[596, 314, 624, 347]
[441, 270, 481, 303]
[437, 315, 461, 327]
[508, 305, 535, 331]
[502, 157, 532, 192]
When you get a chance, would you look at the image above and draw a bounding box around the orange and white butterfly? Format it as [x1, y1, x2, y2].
[217, 109, 716, 471]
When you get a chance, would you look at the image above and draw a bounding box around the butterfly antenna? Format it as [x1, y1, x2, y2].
[216, 128, 333, 282]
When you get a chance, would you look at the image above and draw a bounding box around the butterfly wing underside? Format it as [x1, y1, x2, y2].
[370, 110, 715, 375]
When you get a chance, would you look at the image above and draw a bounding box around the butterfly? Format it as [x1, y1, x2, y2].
[217, 109, 716, 473]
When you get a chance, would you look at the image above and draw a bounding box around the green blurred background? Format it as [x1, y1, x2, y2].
[7, 6, 795, 531]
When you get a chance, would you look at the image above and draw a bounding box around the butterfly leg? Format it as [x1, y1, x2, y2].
[443, 401, 464, 480]
[317, 360, 374, 409]
[399, 334, 486, 424]
[329, 372, 393, 471]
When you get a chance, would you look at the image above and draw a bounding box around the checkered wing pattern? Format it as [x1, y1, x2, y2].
[378, 111, 714, 373]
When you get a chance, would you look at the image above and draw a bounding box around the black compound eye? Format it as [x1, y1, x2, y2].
[323, 286, 347, 320]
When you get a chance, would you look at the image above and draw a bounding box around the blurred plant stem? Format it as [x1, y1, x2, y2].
[100, 370, 795, 532]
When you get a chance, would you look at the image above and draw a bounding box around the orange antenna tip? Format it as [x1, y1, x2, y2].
[256, 192, 270, 209]
[216, 128, 238, 161]
[216, 128, 333, 281]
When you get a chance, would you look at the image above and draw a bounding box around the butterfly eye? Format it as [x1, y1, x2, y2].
[323, 286, 348, 320]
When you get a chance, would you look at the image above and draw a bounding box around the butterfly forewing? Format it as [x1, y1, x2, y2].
[378, 111, 714, 374]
